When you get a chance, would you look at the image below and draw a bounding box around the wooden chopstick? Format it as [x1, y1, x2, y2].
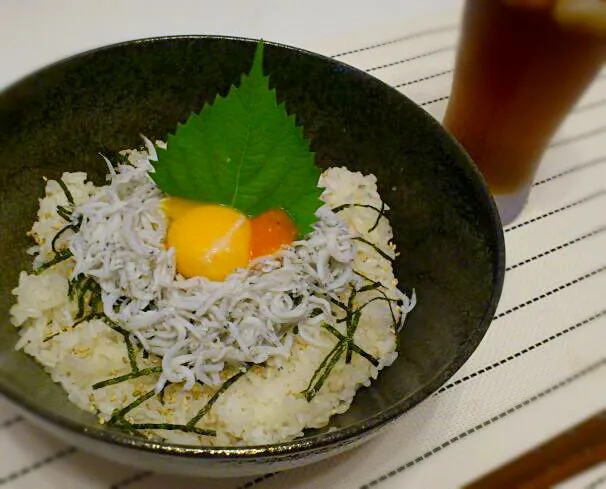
[463, 409, 606, 489]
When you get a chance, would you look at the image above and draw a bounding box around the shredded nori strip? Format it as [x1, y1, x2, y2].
[42, 331, 61, 343]
[353, 269, 376, 283]
[367, 200, 385, 233]
[357, 281, 382, 293]
[187, 366, 252, 428]
[36, 190, 81, 274]
[56, 178, 75, 206]
[302, 341, 347, 402]
[302, 297, 380, 400]
[344, 287, 357, 363]
[56, 205, 73, 222]
[331, 203, 382, 214]
[345, 310, 361, 364]
[331, 202, 388, 234]
[51, 223, 78, 254]
[34, 250, 73, 275]
[76, 277, 93, 319]
[351, 295, 398, 322]
[353, 236, 394, 262]
[92, 367, 162, 390]
[101, 317, 140, 373]
[329, 296, 348, 311]
[353, 269, 398, 330]
[303, 255, 404, 399]
[109, 389, 157, 425]
[103, 366, 251, 438]
[372, 290, 399, 329]
[322, 324, 379, 367]
[353, 269, 384, 292]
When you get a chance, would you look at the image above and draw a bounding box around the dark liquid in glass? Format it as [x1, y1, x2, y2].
[443, 0, 606, 194]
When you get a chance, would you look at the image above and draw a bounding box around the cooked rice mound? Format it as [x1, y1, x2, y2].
[10, 151, 414, 446]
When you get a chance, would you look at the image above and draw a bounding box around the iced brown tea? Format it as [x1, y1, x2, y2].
[443, 0, 606, 223]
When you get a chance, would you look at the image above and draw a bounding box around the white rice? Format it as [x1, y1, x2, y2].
[10, 155, 414, 446]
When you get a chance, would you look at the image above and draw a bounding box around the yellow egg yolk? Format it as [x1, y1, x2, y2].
[162, 198, 298, 281]
[161, 197, 200, 221]
[164, 201, 251, 281]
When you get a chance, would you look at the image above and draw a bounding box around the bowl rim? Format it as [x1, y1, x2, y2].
[0, 34, 506, 459]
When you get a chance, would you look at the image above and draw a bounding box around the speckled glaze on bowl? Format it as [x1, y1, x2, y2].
[0, 36, 505, 477]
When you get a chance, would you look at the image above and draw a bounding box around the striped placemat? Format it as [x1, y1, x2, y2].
[2, 5, 605, 489]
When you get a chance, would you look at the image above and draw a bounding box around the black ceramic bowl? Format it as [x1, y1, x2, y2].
[0, 36, 505, 477]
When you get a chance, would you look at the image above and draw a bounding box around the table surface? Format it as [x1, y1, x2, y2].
[1, 1, 605, 489]
[0, 0, 459, 90]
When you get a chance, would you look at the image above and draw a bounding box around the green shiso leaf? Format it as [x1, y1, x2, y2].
[150, 40, 323, 237]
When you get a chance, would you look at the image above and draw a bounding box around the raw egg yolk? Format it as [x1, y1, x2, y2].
[161, 197, 200, 221]
[250, 209, 298, 259]
[162, 198, 298, 280]
[165, 201, 251, 281]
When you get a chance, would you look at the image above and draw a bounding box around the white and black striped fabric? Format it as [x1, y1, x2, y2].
[1, 6, 605, 489]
